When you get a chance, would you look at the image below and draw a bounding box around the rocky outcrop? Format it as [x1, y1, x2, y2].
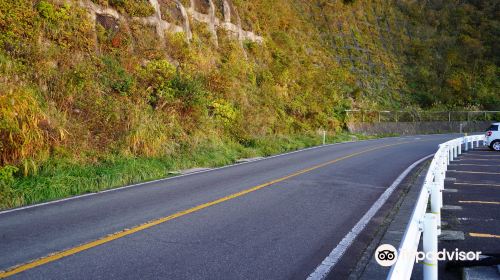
[78, 0, 262, 50]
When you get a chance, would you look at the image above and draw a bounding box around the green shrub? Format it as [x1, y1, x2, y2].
[137, 59, 177, 107]
[168, 73, 208, 108]
[0, 165, 18, 208]
[100, 56, 135, 95]
[210, 99, 238, 126]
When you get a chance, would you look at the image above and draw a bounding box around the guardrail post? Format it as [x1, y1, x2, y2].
[423, 213, 438, 280]
[464, 138, 468, 152]
[430, 182, 442, 235]
[442, 154, 447, 172]
[448, 146, 453, 163]
[436, 160, 445, 208]
[453, 144, 458, 158]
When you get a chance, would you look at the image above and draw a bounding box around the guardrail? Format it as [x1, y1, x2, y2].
[387, 134, 486, 280]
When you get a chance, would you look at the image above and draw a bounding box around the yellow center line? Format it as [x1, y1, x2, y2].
[459, 200, 500, 205]
[469, 232, 500, 239]
[0, 141, 416, 278]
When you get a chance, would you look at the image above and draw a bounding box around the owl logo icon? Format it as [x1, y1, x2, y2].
[375, 244, 398, 266]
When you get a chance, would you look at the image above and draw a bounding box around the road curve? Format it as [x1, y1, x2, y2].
[0, 134, 459, 279]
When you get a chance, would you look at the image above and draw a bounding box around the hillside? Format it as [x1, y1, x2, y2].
[0, 0, 498, 207]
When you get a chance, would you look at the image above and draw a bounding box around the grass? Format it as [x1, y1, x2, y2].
[2, 132, 397, 210]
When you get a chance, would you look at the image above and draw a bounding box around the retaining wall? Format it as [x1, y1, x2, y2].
[347, 121, 492, 135]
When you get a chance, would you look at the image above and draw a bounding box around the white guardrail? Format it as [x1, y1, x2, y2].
[387, 134, 486, 280]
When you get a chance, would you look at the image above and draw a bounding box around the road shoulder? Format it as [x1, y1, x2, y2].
[348, 160, 430, 279]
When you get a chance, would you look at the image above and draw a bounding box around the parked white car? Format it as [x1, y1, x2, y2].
[485, 122, 500, 151]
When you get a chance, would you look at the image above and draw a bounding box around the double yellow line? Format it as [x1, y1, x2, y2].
[0, 141, 413, 278]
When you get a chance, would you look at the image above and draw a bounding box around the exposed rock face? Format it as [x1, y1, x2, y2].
[80, 0, 121, 21]
[222, 0, 231, 22]
[78, 0, 262, 50]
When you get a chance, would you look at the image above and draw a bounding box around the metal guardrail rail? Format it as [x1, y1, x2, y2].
[387, 134, 486, 280]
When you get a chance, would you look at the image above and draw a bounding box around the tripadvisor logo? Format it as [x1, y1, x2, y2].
[374, 244, 482, 267]
[375, 244, 398, 266]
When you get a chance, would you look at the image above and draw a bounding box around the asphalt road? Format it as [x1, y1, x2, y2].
[0, 134, 459, 279]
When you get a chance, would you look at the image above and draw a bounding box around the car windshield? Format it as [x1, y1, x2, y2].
[487, 125, 499, 131]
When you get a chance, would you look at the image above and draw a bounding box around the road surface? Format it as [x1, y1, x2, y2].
[0, 134, 459, 279]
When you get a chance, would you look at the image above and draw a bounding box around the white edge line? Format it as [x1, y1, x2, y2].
[306, 153, 434, 280]
[1, 136, 415, 215]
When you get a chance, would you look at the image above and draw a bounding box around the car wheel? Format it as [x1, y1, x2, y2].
[491, 140, 500, 151]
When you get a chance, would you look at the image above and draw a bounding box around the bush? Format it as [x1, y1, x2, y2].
[137, 59, 177, 107]
[100, 56, 135, 95]
[35, 1, 95, 51]
[0, 86, 50, 171]
[210, 99, 237, 126]
[0, 165, 18, 208]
